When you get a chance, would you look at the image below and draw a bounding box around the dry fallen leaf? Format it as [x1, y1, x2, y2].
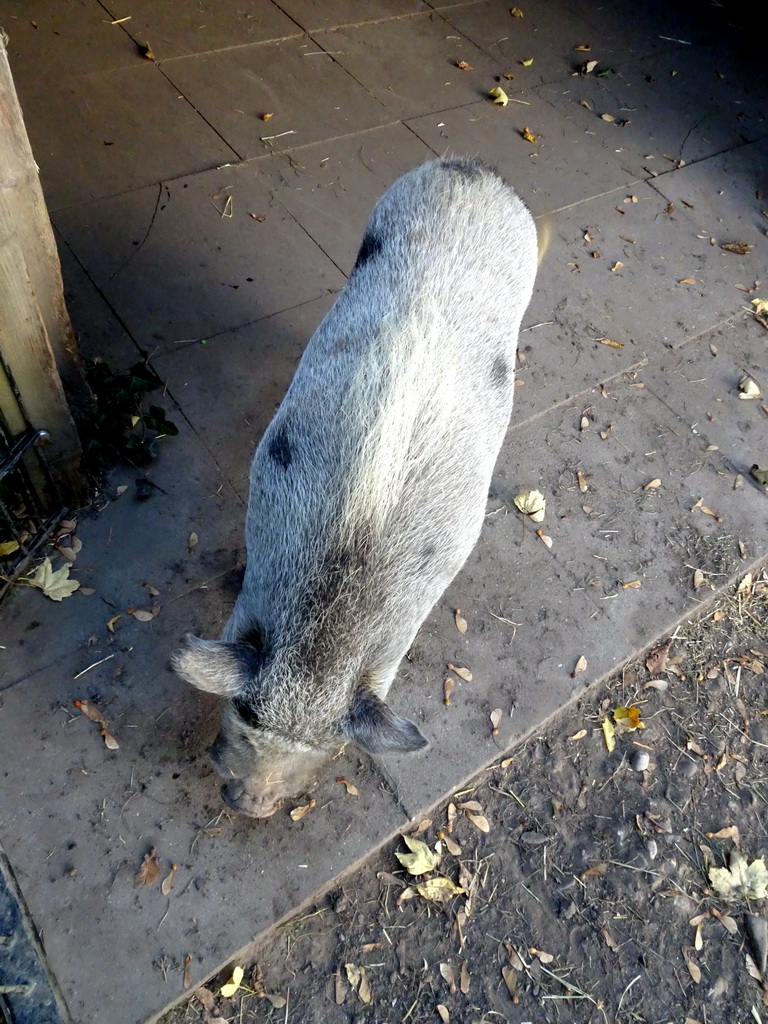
[530, 948, 554, 964]
[395, 835, 440, 875]
[417, 877, 466, 902]
[706, 825, 739, 841]
[188, 531, 199, 553]
[466, 811, 490, 833]
[642, 677, 668, 691]
[442, 834, 462, 856]
[521, 126, 539, 143]
[739, 375, 761, 399]
[568, 728, 587, 741]
[101, 730, 120, 750]
[572, 655, 587, 677]
[501, 965, 518, 1000]
[443, 677, 456, 706]
[514, 488, 546, 522]
[27, 558, 80, 601]
[107, 615, 121, 633]
[611, 261, 623, 272]
[456, 60, 472, 70]
[720, 241, 754, 255]
[599, 337, 623, 348]
[490, 708, 502, 736]
[693, 568, 706, 590]
[510, 6, 524, 15]
[601, 112, 616, 122]
[679, 277, 696, 285]
[584, 60, 598, 73]
[536, 529, 553, 548]
[520, 58, 534, 66]
[613, 705, 645, 732]
[602, 716, 616, 752]
[646, 641, 671, 674]
[577, 471, 589, 492]
[135, 847, 161, 887]
[622, 580, 641, 589]
[448, 663, 472, 681]
[336, 777, 360, 796]
[489, 86, 509, 106]
[290, 799, 316, 821]
[358, 971, 372, 1004]
[644, 478, 662, 490]
[161, 864, 177, 895]
[129, 608, 154, 622]
[454, 608, 468, 634]
[220, 966, 244, 999]
[437, 1005, 450, 1024]
[74, 699, 108, 727]
[709, 851, 768, 900]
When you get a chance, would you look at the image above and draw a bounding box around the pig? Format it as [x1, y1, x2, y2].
[172, 157, 538, 817]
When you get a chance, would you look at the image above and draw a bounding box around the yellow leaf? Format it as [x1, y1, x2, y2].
[602, 717, 616, 752]
[752, 297, 768, 314]
[574, 44, 591, 51]
[395, 835, 440, 875]
[27, 557, 80, 601]
[611, 261, 623, 272]
[510, 6, 524, 16]
[584, 59, 598, 72]
[107, 614, 121, 633]
[220, 965, 244, 998]
[514, 488, 545, 522]
[0, 539, 20, 556]
[613, 705, 645, 731]
[601, 112, 615, 122]
[622, 580, 641, 589]
[416, 877, 466, 902]
[260, 112, 274, 121]
[520, 58, 534, 66]
[521, 126, 539, 143]
[679, 277, 696, 284]
[598, 338, 623, 348]
[489, 86, 509, 106]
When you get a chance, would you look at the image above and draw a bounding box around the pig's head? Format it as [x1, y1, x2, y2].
[172, 634, 427, 818]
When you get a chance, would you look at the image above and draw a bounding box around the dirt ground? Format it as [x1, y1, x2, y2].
[159, 563, 768, 1024]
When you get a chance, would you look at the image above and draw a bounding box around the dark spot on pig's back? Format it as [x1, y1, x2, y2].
[268, 427, 292, 469]
[353, 231, 382, 271]
[440, 157, 499, 181]
[490, 356, 509, 388]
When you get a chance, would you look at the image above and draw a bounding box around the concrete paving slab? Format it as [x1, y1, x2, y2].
[520, 181, 762, 401]
[648, 137, 768, 248]
[15, 64, 238, 211]
[0, 593, 409, 1024]
[535, 44, 768, 184]
[436, 0, 610, 87]
[0, 0, 138, 86]
[643, 318, 768, 485]
[404, 99, 638, 217]
[276, 0, 429, 32]
[383, 373, 767, 815]
[150, 296, 337, 501]
[158, 37, 394, 160]
[1, 405, 241, 691]
[310, 10, 507, 121]
[253, 123, 437, 271]
[100, 0, 302, 60]
[52, 164, 347, 349]
[57, 239, 144, 367]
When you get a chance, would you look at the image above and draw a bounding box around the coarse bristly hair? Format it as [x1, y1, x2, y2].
[173, 156, 539, 812]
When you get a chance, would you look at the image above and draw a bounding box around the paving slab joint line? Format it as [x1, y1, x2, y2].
[272, 4, 436, 33]
[147, 554, 768, 1024]
[507, 356, 649, 434]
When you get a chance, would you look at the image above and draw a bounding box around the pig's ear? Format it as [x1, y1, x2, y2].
[171, 634, 248, 697]
[342, 690, 428, 754]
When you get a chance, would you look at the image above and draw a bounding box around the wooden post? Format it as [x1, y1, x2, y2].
[0, 29, 88, 508]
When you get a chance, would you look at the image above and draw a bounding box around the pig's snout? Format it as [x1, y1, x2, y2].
[221, 779, 281, 819]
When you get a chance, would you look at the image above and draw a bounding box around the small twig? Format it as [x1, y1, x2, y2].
[521, 320, 555, 332]
[261, 130, 297, 141]
[73, 654, 115, 679]
[616, 973, 642, 1016]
